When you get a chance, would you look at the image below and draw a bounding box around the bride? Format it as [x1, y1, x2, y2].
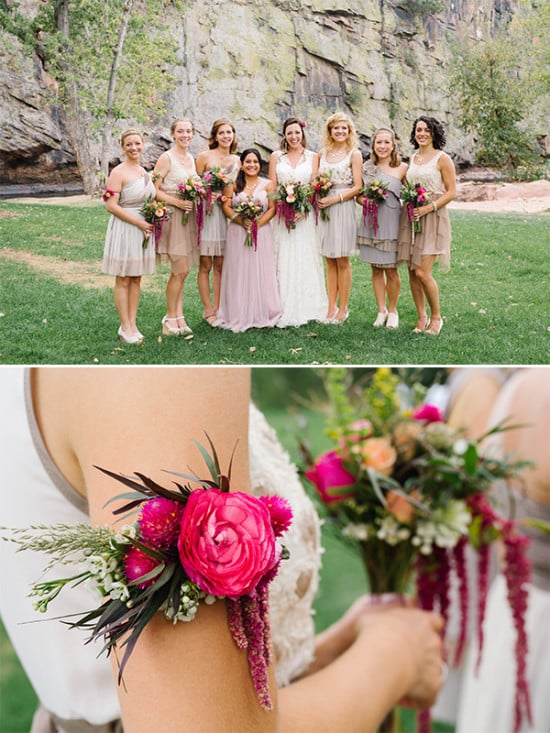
[269, 118, 328, 327]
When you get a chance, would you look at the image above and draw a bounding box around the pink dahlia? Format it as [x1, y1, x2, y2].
[124, 546, 163, 589]
[137, 497, 184, 549]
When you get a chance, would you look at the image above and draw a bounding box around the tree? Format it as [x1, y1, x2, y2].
[449, 2, 548, 173]
[5, 0, 182, 192]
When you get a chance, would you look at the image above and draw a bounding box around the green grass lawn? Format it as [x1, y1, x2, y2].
[0, 200, 548, 365]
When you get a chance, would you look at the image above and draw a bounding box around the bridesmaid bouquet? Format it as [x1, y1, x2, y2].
[233, 195, 264, 249]
[401, 181, 430, 234]
[360, 179, 390, 236]
[270, 181, 313, 232]
[177, 175, 206, 227]
[1, 437, 293, 711]
[139, 196, 170, 248]
[311, 172, 334, 223]
[201, 166, 232, 215]
[303, 368, 532, 733]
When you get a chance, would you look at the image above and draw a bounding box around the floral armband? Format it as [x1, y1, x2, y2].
[101, 188, 118, 202]
[2, 437, 292, 710]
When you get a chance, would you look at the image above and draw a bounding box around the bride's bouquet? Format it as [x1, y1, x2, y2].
[2, 437, 293, 710]
[303, 368, 532, 733]
[270, 181, 313, 232]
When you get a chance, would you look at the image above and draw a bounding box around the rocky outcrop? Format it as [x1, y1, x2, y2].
[1, 0, 543, 193]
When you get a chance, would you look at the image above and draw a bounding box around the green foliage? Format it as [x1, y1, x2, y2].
[400, 0, 445, 17]
[449, 3, 548, 174]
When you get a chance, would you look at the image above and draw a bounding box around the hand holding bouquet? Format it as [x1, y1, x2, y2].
[270, 181, 313, 232]
[311, 172, 334, 223]
[233, 195, 264, 249]
[360, 179, 390, 235]
[202, 167, 232, 215]
[139, 196, 170, 248]
[402, 181, 430, 234]
[178, 175, 206, 226]
[303, 368, 532, 733]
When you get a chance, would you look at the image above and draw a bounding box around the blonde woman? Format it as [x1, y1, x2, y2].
[317, 112, 363, 323]
[195, 119, 240, 325]
[154, 118, 200, 336]
[101, 129, 155, 344]
[357, 128, 408, 329]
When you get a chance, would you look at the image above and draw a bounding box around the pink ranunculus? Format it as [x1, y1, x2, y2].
[178, 489, 278, 599]
[413, 403, 444, 423]
[359, 437, 397, 476]
[304, 450, 356, 504]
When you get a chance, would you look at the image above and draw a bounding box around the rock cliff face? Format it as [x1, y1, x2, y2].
[0, 0, 529, 191]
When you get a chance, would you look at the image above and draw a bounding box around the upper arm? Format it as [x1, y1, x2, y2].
[222, 185, 236, 217]
[268, 152, 279, 186]
[195, 151, 208, 175]
[351, 151, 363, 188]
[37, 367, 278, 731]
[310, 153, 320, 178]
[154, 152, 171, 189]
[439, 153, 456, 198]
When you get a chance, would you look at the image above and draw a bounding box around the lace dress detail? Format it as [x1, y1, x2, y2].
[397, 151, 451, 272]
[273, 150, 327, 327]
[249, 404, 321, 686]
[156, 150, 199, 268]
[318, 150, 358, 258]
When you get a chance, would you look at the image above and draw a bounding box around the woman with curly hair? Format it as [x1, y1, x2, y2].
[398, 116, 456, 335]
[317, 112, 363, 324]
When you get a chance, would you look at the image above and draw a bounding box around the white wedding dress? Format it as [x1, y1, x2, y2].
[0, 369, 322, 732]
[273, 150, 328, 327]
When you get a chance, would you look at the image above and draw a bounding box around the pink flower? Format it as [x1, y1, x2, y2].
[305, 450, 356, 504]
[413, 403, 444, 423]
[359, 437, 397, 476]
[137, 497, 184, 549]
[258, 495, 293, 537]
[178, 489, 278, 599]
[124, 546, 163, 588]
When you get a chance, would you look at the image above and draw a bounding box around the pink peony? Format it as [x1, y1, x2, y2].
[413, 403, 444, 423]
[138, 497, 184, 549]
[178, 489, 278, 599]
[359, 437, 397, 476]
[305, 450, 356, 504]
[124, 546, 163, 589]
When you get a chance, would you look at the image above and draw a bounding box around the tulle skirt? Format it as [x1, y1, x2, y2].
[397, 206, 451, 272]
[156, 208, 199, 272]
[318, 185, 358, 258]
[199, 201, 226, 257]
[102, 210, 156, 277]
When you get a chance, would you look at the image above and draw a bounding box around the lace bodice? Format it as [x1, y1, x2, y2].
[248, 404, 321, 685]
[319, 150, 354, 186]
[407, 151, 445, 195]
[161, 150, 196, 194]
[275, 149, 316, 185]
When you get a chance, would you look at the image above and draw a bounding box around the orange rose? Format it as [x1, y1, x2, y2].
[386, 490, 418, 523]
[359, 437, 397, 476]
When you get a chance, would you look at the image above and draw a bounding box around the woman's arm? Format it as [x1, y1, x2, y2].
[415, 152, 456, 219]
[268, 151, 279, 188]
[258, 180, 277, 227]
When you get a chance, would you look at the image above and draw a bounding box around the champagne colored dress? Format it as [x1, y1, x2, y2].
[156, 150, 199, 272]
[357, 162, 402, 268]
[101, 174, 156, 277]
[199, 157, 240, 257]
[318, 150, 358, 258]
[397, 151, 451, 272]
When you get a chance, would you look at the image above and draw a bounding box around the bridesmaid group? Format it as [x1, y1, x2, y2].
[102, 113, 456, 343]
